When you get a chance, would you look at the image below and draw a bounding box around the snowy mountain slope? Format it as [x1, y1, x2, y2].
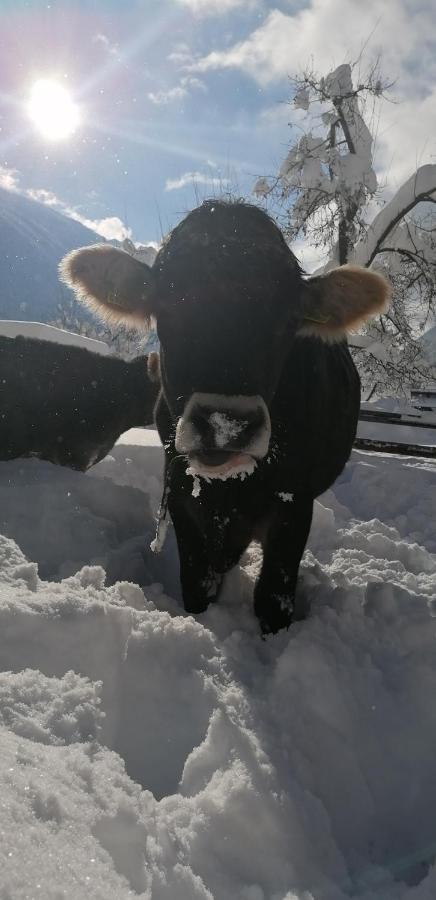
[1, 434, 436, 899]
[0, 187, 103, 322]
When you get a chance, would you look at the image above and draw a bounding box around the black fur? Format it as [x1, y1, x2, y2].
[151, 201, 361, 634]
[0, 336, 158, 471]
[53, 200, 361, 633]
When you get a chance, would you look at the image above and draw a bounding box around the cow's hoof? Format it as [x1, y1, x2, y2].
[256, 595, 295, 636]
[183, 597, 210, 615]
[259, 616, 293, 637]
[293, 590, 310, 622]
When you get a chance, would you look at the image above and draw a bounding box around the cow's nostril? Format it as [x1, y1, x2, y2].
[190, 410, 215, 445]
[243, 417, 263, 443]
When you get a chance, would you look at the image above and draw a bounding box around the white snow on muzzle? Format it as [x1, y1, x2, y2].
[175, 393, 271, 459]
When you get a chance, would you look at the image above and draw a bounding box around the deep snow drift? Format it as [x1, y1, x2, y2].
[1, 430, 436, 899]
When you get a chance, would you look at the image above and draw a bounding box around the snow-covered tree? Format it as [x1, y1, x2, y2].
[50, 293, 144, 360]
[255, 63, 436, 395]
[254, 63, 385, 265]
[350, 166, 436, 393]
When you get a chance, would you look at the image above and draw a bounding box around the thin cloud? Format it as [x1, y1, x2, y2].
[174, 0, 258, 16]
[93, 33, 119, 57]
[148, 76, 206, 106]
[0, 166, 20, 192]
[168, 43, 195, 66]
[0, 167, 133, 242]
[165, 171, 230, 191]
[148, 85, 188, 105]
[27, 188, 60, 207]
[68, 212, 132, 242]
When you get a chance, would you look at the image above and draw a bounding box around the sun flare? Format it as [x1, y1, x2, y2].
[27, 79, 80, 141]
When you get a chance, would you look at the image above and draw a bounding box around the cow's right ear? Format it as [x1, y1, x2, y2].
[298, 265, 391, 342]
[59, 245, 154, 329]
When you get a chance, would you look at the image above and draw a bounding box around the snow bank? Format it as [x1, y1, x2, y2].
[1, 433, 436, 899]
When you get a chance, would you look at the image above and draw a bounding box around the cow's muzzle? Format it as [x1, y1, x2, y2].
[175, 393, 271, 470]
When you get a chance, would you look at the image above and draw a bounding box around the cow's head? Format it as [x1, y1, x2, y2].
[60, 201, 389, 475]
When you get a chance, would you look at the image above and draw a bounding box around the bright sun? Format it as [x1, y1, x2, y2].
[28, 79, 80, 141]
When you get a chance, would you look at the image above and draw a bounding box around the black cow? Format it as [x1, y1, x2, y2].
[60, 200, 389, 633]
[0, 335, 158, 470]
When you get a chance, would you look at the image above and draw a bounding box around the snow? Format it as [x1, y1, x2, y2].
[117, 427, 163, 447]
[265, 64, 379, 262]
[293, 87, 310, 111]
[420, 326, 436, 367]
[209, 411, 247, 447]
[1, 429, 436, 898]
[278, 134, 332, 197]
[351, 164, 436, 268]
[0, 319, 110, 356]
[411, 389, 436, 411]
[252, 176, 270, 198]
[358, 399, 436, 448]
[322, 64, 352, 99]
[121, 238, 158, 268]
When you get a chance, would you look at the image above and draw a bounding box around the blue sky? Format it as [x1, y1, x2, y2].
[1, 0, 435, 250]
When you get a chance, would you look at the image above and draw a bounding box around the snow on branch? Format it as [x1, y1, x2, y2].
[255, 60, 436, 393]
[351, 164, 436, 268]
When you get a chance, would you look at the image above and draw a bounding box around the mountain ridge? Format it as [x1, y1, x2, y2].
[0, 187, 105, 323]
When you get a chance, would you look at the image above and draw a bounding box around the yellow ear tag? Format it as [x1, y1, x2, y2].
[303, 313, 331, 325]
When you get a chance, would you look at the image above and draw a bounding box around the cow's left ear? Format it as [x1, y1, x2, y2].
[59, 244, 155, 329]
[298, 265, 391, 341]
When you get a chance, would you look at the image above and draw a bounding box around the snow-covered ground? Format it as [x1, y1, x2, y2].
[1, 430, 436, 899]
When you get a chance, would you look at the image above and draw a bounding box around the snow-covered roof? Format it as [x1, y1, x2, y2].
[0, 320, 110, 356]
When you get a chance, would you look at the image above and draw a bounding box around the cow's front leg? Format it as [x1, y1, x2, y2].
[178, 541, 224, 615]
[169, 499, 224, 614]
[254, 494, 314, 635]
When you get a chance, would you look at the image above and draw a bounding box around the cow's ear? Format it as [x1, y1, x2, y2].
[298, 265, 391, 341]
[59, 244, 154, 329]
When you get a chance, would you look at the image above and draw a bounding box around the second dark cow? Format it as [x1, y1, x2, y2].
[0, 335, 157, 470]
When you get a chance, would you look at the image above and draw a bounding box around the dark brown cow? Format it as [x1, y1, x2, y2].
[60, 200, 389, 633]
